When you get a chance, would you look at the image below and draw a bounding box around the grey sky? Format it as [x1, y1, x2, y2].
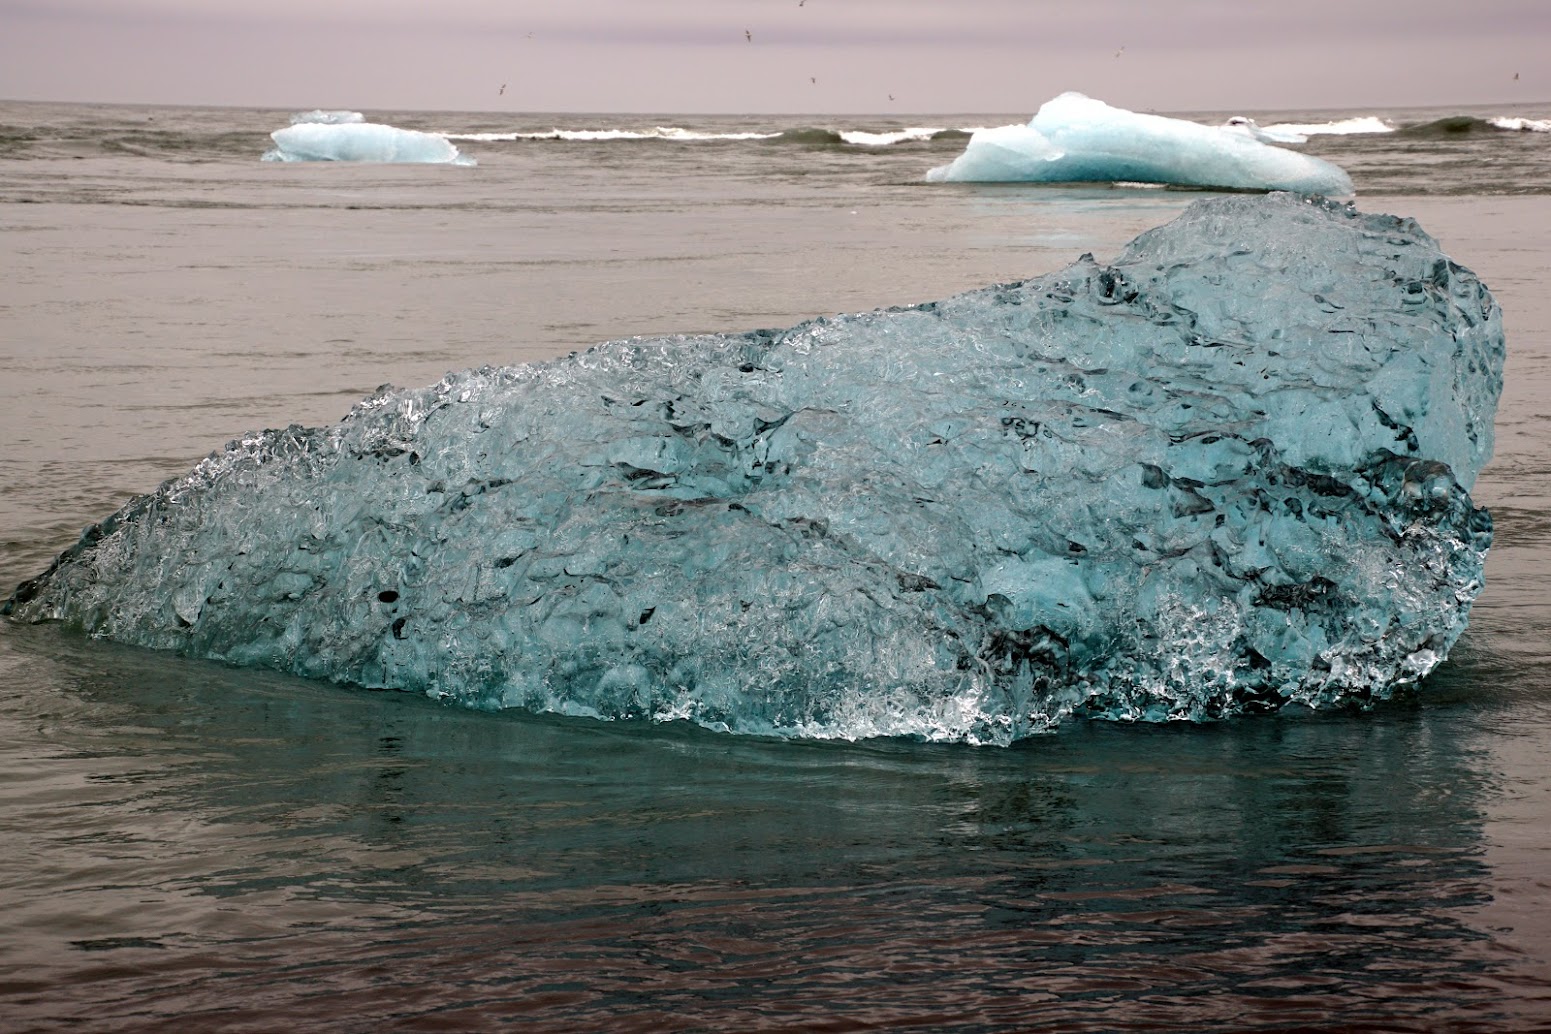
[3, 0, 1546, 114]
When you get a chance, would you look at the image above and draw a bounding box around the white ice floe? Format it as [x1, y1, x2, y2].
[927, 92, 1354, 195]
[262, 122, 474, 165]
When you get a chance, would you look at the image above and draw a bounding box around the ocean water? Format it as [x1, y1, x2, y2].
[3, 99, 1551, 1030]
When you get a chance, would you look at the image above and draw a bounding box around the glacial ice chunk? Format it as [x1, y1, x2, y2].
[927, 93, 1354, 195]
[5, 195, 1501, 744]
[262, 122, 474, 165]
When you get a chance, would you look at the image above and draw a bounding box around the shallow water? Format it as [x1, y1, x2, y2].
[4, 624, 1551, 1030]
[3, 100, 1551, 1028]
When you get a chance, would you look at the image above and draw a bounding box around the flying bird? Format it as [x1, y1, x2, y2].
[745, 29, 752, 42]
[499, 83, 506, 95]
[1114, 45, 1126, 58]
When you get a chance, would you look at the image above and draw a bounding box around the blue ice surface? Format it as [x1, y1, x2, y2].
[262, 121, 474, 165]
[5, 195, 1502, 744]
[928, 93, 1354, 195]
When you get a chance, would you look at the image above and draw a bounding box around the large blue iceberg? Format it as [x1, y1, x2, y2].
[6, 195, 1500, 744]
[928, 93, 1354, 195]
[262, 119, 473, 165]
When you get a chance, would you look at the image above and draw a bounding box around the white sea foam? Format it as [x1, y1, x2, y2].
[1489, 116, 1551, 133]
[839, 127, 946, 146]
[441, 125, 981, 146]
[442, 126, 781, 143]
[1260, 116, 1394, 136]
[1218, 116, 1308, 144]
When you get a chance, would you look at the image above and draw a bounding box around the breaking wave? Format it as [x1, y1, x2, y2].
[1260, 116, 1395, 137]
[1488, 116, 1551, 133]
[1401, 114, 1551, 136]
[441, 124, 973, 148]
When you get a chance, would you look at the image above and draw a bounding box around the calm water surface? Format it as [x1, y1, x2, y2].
[2, 100, 1551, 1030]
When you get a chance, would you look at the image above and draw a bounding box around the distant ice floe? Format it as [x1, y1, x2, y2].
[263, 119, 474, 165]
[927, 92, 1354, 195]
[287, 110, 365, 126]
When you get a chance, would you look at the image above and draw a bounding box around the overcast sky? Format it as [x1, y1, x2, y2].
[2, 0, 1546, 115]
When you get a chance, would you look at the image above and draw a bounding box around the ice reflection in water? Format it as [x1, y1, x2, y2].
[0, 621, 1532, 1031]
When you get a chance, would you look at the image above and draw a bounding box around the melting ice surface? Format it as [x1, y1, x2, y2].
[6, 195, 1501, 744]
[262, 120, 473, 165]
[928, 93, 1354, 195]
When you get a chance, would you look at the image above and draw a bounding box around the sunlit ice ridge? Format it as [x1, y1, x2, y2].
[928, 93, 1355, 194]
[5, 195, 1502, 745]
